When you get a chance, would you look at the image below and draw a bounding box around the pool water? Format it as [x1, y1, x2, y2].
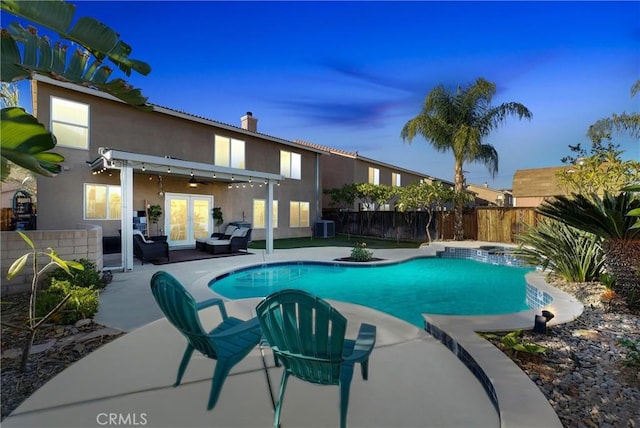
[210, 258, 533, 327]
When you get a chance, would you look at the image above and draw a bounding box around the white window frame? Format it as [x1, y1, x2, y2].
[289, 201, 310, 228]
[84, 183, 121, 220]
[368, 167, 380, 185]
[253, 199, 278, 229]
[214, 135, 245, 169]
[280, 150, 302, 179]
[51, 96, 90, 150]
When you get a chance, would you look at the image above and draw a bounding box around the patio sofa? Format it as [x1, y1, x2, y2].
[195, 226, 252, 255]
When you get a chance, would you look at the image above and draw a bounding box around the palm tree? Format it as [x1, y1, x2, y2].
[537, 191, 640, 306]
[401, 77, 532, 240]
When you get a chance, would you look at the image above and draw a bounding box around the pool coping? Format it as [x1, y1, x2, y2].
[422, 259, 583, 428]
[204, 243, 582, 428]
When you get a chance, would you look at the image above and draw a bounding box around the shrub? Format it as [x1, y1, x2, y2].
[36, 279, 99, 325]
[483, 330, 547, 355]
[350, 242, 373, 262]
[618, 338, 640, 367]
[513, 219, 604, 282]
[48, 258, 108, 289]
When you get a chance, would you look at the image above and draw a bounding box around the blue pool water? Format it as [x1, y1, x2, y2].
[209, 258, 533, 327]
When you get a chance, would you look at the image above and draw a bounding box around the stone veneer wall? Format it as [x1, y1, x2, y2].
[1, 224, 103, 296]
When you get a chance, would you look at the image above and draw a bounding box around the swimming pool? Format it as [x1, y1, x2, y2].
[209, 258, 534, 327]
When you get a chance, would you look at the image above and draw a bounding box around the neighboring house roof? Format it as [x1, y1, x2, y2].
[32, 75, 326, 155]
[294, 139, 455, 187]
[512, 166, 569, 197]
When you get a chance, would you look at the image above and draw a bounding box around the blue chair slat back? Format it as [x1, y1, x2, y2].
[257, 289, 347, 385]
[150, 271, 217, 358]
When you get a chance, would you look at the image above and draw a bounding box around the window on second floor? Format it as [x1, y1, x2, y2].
[392, 172, 401, 187]
[368, 167, 379, 185]
[85, 184, 121, 220]
[253, 199, 278, 229]
[290, 201, 310, 227]
[280, 150, 301, 179]
[215, 135, 245, 169]
[51, 97, 89, 149]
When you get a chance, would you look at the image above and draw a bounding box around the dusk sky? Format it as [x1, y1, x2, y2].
[4, 1, 639, 189]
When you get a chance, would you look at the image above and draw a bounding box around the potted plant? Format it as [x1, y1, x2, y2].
[147, 204, 163, 237]
[212, 207, 224, 233]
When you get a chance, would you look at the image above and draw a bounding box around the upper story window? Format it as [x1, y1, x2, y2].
[84, 184, 121, 220]
[368, 167, 379, 185]
[215, 135, 245, 169]
[51, 97, 89, 149]
[392, 172, 401, 187]
[280, 150, 301, 179]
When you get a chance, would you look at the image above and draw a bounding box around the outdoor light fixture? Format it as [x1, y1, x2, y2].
[188, 177, 198, 188]
[228, 184, 232, 189]
[167, 167, 171, 173]
[231, 175, 235, 181]
[142, 163, 146, 172]
[190, 170, 194, 177]
[212, 173, 216, 178]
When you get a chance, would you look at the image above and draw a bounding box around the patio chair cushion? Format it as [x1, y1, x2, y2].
[223, 225, 238, 236]
[231, 227, 249, 238]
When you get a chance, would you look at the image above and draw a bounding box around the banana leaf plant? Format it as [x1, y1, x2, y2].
[1, 0, 152, 180]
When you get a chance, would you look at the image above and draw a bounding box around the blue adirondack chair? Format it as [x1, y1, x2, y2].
[150, 271, 262, 410]
[256, 289, 376, 428]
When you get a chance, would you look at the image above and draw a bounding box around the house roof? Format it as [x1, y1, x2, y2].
[32, 75, 326, 155]
[294, 139, 455, 187]
[512, 166, 569, 197]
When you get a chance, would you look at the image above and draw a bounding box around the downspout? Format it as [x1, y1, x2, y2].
[315, 153, 321, 221]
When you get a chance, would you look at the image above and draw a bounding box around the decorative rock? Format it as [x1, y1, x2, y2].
[75, 319, 92, 328]
[1, 348, 22, 359]
[80, 327, 123, 341]
[29, 339, 56, 354]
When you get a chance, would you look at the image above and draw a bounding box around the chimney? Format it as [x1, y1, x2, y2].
[241, 112, 258, 132]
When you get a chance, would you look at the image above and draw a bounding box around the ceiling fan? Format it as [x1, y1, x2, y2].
[188, 175, 211, 188]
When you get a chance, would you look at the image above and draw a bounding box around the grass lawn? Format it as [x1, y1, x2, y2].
[248, 234, 422, 250]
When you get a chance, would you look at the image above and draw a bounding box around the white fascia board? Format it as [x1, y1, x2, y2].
[100, 149, 284, 182]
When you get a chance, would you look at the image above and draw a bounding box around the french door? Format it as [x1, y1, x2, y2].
[165, 193, 213, 247]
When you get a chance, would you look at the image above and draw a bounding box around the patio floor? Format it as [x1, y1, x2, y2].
[3, 243, 577, 428]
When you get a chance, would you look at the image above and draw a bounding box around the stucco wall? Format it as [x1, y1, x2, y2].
[33, 80, 319, 240]
[1, 225, 103, 296]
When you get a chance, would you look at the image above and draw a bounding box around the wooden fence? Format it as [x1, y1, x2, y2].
[323, 207, 543, 243]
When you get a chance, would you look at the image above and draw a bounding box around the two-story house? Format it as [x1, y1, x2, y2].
[294, 140, 454, 211]
[32, 76, 326, 270]
[466, 183, 513, 207]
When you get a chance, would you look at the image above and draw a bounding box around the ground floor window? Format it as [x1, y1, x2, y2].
[289, 201, 310, 227]
[85, 184, 121, 219]
[253, 199, 278, 229]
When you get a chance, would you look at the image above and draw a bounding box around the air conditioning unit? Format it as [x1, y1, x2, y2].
[314, 220, 335, 238]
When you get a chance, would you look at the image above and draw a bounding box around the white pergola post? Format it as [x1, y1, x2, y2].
[265, 181, 274, 254]
[120, 163, 134, 271]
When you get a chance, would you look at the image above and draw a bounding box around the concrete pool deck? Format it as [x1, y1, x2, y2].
[2, 241, 582, 428]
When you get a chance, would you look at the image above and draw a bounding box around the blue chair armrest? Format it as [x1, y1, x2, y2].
[343, 323, 376, 363]
[209, 317, 261, 339]
[196, 298, 229, 320]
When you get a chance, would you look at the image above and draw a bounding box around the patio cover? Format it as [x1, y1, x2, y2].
[93, 148, 284, 271]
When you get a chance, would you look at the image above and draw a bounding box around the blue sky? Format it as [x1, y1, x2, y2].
[4, 1, 639, 189]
